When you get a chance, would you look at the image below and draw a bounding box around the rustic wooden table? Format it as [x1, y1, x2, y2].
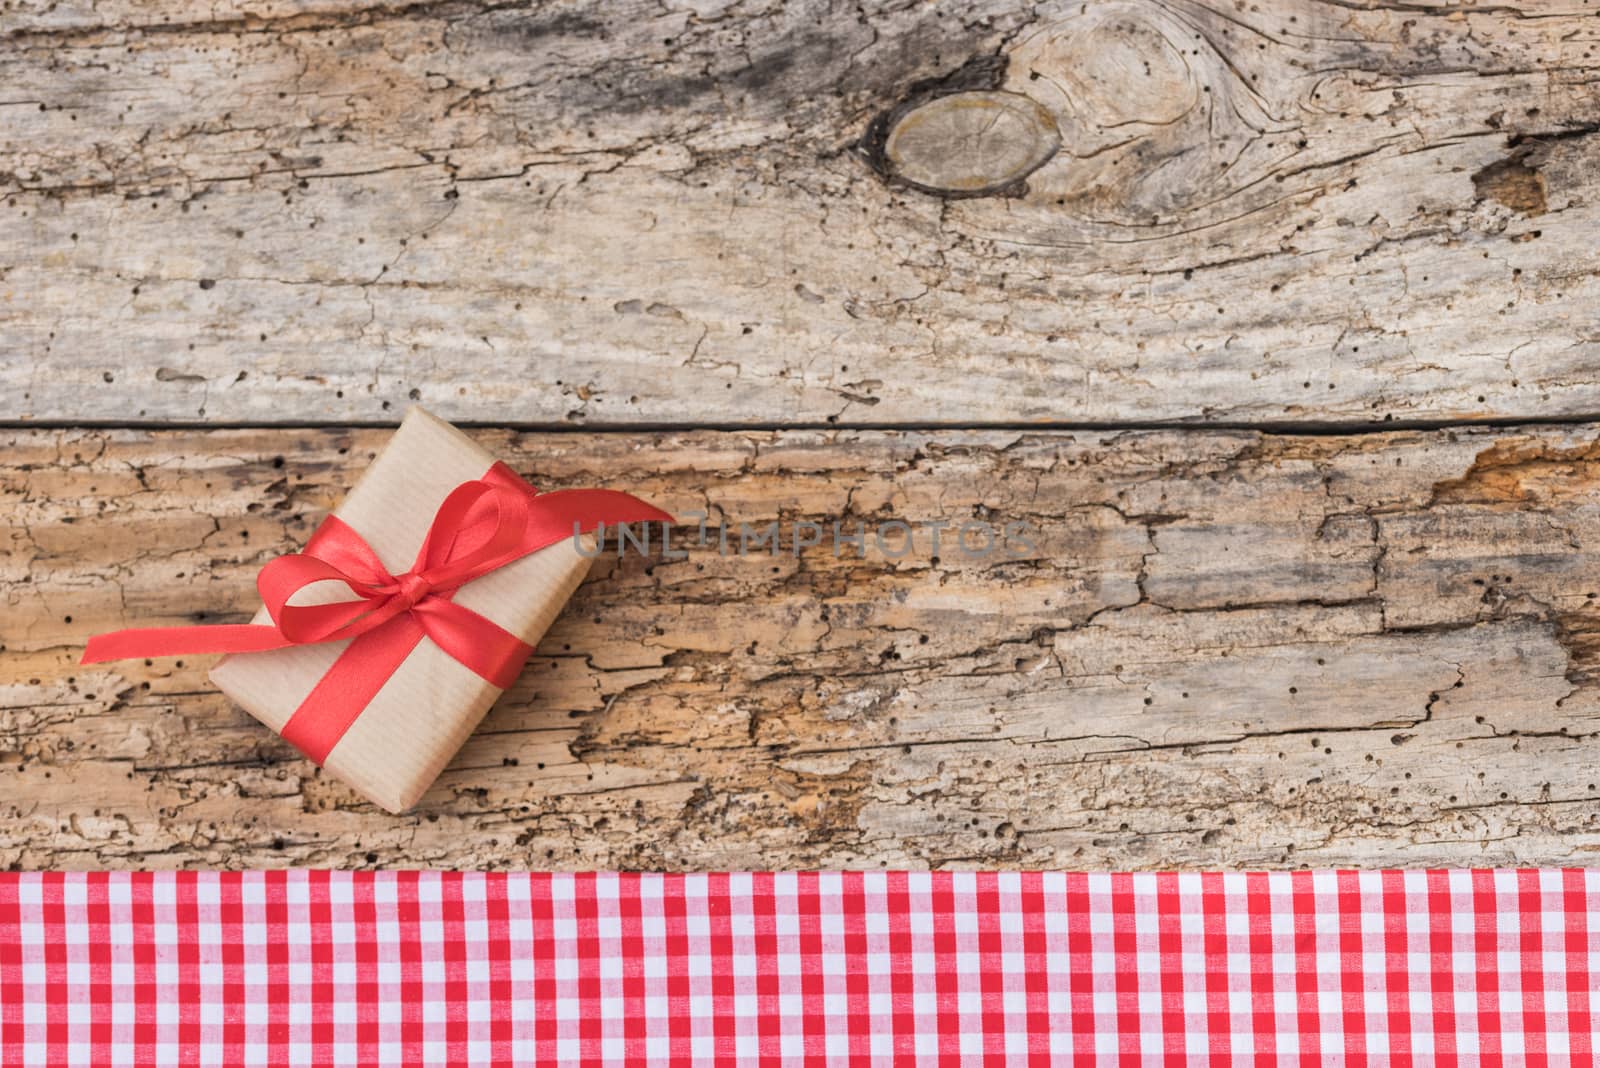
[4, 0, 1599, 870]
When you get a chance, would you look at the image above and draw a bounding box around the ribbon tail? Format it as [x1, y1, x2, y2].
[80, 623, 295, 665]
[521, 489, 675, 551]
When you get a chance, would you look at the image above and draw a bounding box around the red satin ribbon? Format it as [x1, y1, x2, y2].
[82, 462, 672, 765]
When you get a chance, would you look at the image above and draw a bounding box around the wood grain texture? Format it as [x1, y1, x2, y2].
[4, 0, 1600, 426]
[5, 423, 1600, 870]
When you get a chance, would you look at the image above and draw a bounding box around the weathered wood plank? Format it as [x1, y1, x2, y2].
[5, 423, 1600, 869]
[4, 0, 1599, 426]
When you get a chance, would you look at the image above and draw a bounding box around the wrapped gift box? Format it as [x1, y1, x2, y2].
[210, 409, 609, 813]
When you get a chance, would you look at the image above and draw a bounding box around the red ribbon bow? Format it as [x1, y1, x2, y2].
[82, 462, 671, 764]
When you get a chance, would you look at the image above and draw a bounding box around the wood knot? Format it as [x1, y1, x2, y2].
[861, 3, 1276, 220]
[860, 56, 1060, 199]
[876, 90, 1061, 198]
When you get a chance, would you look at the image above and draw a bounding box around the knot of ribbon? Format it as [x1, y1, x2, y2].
[249, 463, 547, 679]
[82, 461, 672, 765]
[393, 572, 432, 610]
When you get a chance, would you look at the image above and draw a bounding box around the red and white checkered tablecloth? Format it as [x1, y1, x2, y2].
[1, 870, 1594, 1066]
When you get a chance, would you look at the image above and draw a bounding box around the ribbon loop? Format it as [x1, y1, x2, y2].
[81, 459, 674, 766]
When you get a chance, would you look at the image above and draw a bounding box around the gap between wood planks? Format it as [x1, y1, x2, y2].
[14, 412, 1600, 437]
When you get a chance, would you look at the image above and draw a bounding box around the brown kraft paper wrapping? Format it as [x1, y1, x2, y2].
[209, 407, 595, 813]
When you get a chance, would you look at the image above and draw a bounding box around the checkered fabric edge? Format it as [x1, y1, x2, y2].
[1, 870, 1595, 1066]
